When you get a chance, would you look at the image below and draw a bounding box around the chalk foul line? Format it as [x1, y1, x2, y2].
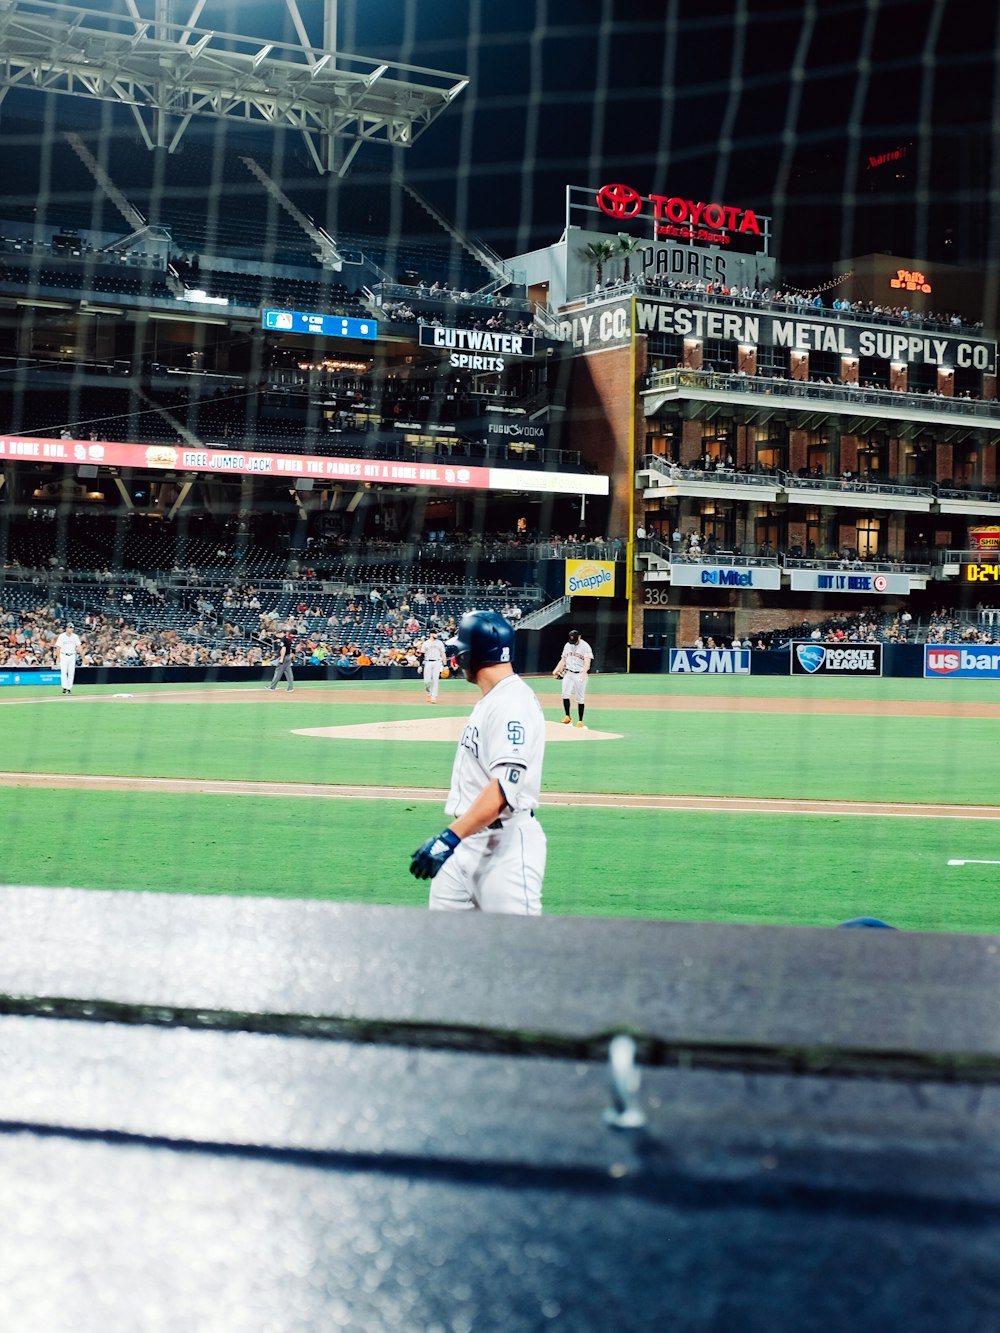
[1, 772, 999, 820]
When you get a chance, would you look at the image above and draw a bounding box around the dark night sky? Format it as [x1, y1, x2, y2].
[2, 1, 998, 283]
[333, 0, 1000, 277]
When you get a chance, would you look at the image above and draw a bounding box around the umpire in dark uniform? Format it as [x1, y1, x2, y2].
[267, 630, 296, 692]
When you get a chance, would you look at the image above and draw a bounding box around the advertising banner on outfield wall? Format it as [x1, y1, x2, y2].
[789, 571, 910, 595]
[791, 643, 883, 676]
[0, 436, 608, 498]
[670, 564, 782, 590]
[924, 645, 1000, 678]
[0, 670, 60, 687]
[670, 648, 751, 674]
[565, 559, 617, 597]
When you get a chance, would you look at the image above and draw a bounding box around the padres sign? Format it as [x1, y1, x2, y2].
[565, 559, 616, 598]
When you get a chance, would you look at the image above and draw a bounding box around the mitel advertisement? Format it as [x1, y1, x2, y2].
[0, 670, 60, 687]
[670, 649, 751, 674]
[791, 643, 883, 676]
[670, 564, 782, 590]
[924, 645, 1000, 679]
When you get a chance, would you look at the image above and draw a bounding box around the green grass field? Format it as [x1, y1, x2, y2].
[2, 674, 999, 931]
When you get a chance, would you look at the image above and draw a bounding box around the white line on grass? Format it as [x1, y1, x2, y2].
[947, 858, 1000, 866]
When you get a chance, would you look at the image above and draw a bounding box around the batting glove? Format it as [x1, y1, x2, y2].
[409, 827, 461, 880]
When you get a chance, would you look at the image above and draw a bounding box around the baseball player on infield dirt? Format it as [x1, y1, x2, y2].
[420, 630, 447, 702]
[553, 628, 593, 727]
[409, 609, 547, 914]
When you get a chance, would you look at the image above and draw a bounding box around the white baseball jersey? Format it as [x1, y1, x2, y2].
[445, 673, 545, 820]
[560, 638, 593, 674]
[433, 672, 547, 914]
[422, 637, 447, 666]
[56, 632, 81, 657]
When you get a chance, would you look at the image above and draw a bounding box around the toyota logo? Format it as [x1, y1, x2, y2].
[596, 182, 642, 219]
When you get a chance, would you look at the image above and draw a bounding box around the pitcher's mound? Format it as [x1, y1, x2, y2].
[293, 717, 622, 742]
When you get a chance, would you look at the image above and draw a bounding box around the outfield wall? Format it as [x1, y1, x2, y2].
[632, 645, 926, 677]
[4, 643, 997, 685]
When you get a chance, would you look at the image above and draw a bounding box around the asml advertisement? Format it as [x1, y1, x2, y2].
[670, 649, 751, 674]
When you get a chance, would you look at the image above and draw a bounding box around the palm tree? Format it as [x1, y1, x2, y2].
[616, 234, 643, 282]
[583, 239, 616, 289]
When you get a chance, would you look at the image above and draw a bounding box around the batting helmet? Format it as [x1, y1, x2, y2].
[568, 629, 581, 643]
[446, 610, 515, 673]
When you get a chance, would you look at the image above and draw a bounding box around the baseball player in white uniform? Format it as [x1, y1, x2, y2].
[54, 623, 82, 694]
[553, 628, 593, 727]
[421, 631, 447, 702]
[409, 609, 546, 914]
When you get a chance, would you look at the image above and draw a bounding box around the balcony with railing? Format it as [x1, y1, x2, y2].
[641, 369, 1000, 430]
[637, 454, 1000, 517]
[634, 535, 932, 583]
[578, 279, 985, 337]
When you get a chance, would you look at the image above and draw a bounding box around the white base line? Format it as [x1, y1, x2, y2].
[1, 772, 1000, 820]
[947, 859, 1000, 866]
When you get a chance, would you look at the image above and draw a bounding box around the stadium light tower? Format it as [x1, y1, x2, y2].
[0, 0, 469, 174]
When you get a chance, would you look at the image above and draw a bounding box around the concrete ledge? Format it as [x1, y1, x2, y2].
[3, 887, 999, 1073]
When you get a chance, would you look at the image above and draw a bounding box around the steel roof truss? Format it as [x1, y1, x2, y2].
[0, 0, 467, 170]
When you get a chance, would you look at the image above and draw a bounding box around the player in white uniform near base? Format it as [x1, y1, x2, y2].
[553, 628, 593, 727]
[409, 610, 547, 914]
[54, 623, 82, 694]
[420, 631, 447, 702]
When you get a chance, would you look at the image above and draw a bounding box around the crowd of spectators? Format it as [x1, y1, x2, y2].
[1, 603, 259, 668]
[753, 607, 1000, 647]
[600, 274, 982, 333]
[0, 573, 527, 672]
[380, 300, 539, 339]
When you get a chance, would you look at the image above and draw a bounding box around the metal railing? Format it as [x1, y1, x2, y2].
[639, 454, 780, 488]
[782, 555, 931, 575]
[643, 368, 1000, 421]
[779, 471, 935, 499]
[633, 540, 930, 574]
[576, 281, 985, 336]
[936, 548, 1000, 564]
[640, 454, 1000, 506]
[636, 538, 779, 568]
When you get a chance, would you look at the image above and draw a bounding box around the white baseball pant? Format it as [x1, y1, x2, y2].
[60, 654, 77, 690]
[424, 662, 442, 700]
[429, 812, 546, 914]
[560, 670, 587, 704]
